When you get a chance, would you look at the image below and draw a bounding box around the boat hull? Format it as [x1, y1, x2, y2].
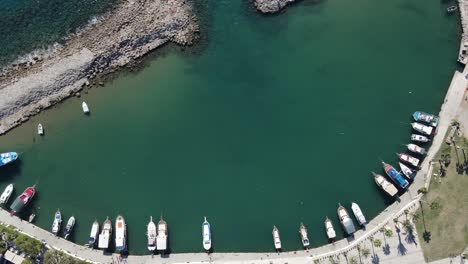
[0, 152, 18, 167]
[9, 186, 35, 215]
[382, 162, 409, 189]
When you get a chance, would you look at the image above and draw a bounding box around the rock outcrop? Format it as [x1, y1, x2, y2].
[0, 0, 199, 134]
[254, 0, 297, 13]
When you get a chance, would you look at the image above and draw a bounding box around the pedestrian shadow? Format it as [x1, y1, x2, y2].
[383, 244, 391, 255]
[372, 254, 380, 264]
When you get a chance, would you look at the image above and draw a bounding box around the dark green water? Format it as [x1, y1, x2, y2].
[0, 0, 460, 254]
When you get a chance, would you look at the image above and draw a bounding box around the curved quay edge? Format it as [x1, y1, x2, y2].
[1, 1, 468, 263]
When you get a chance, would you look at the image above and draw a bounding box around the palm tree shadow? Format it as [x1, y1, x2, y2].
[383, 244, 391, 255]
[372, 254, 380, 264]
[397, 232, 407, 255]
[405, 231, 417, 246]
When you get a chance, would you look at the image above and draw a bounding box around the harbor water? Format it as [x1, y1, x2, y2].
[0, 0, 460, 254]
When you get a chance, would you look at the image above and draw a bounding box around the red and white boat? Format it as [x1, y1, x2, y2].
[397, 153, 420, 167]
[10, 185, 36, 215]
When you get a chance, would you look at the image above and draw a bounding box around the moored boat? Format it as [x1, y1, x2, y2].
[399, 162, 416, 179]
[64, 216, 75, 240]
[0, 152, 18, 167]
[272, 225, 281, 251]
[447, 5, 458, 13]
[89, 220, 99, 247]
[28, 213, 36, 223]
[398, 153, 420, 167]
[115, 215, 126, 252]
[413, 111, 439, 127]
[411, 122, 433, 136]
[407, 144, 427, 155]
[411, 134, 430, 143]
[98, 217, 112, 250]
[324, 217, 336, 240]
[202, 217, 211, 252]
[382, 162, 409, 189]
[372, 172, 398, 197]
[157, 217, 168, 252]
[9, 185, 35, 215]
[82, 102, 90, 114]
[147, 216, 157, 252]
[37, 124, 44, 135]
[351, 202, 366, 226]
[51, 209, 62, 235]
[0, 184, 14, 204]
[337, 203, 356, 235]
[299, 222, 310, 248]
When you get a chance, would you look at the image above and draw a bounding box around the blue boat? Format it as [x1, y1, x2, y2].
[413, 111, 439, 127]
[0, 152, 18, 167]
[382, 162, 409, 189]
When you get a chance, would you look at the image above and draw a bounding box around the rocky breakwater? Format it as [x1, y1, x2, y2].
[254, 0, 297, 13]
[0, 0, 198, 135]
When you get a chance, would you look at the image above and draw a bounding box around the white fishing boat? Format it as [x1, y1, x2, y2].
[411, 122, 433, 136]
[98, 217, 112, 250]
[37, 124, 44, 135]
[0, 184, 14, 204]
[28, 213, 36, 223]
[64, 216, 75, 240]
[202, 217, 211, 251]
[399, 162, 415, 179]
[272, 225, 281, 251]
[324, 217, 336, 240]
[411, 134, 430, 143]
[89, 220, 99, 247]
[372, 172, 398, 197]
[398, 153, 420, 167]
[407, 144, 427, 155]
[156, 217, 168, 252]
[351, 202, 367, 226]
[299, 222, 310, 248]
[82, 102, 90, 114]
[51, 209, 62, 235]
[338, 204, 356, 235]
[115, 215, 126, 252]
[147, 216, 157, 252]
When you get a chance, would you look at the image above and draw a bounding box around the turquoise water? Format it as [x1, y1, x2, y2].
[0, 0, 460, 254]
[0, 0, 117, 66]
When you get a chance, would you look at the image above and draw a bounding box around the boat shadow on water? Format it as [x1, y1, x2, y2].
[0, 160, 23, 181]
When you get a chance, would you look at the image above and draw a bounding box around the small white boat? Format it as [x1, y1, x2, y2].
[82, 102, 90, 114]
[37, 124, 44, 135]
[0, 184, 14, 204]
[115, 215, 126, 252]
[272, 225, 281, 251]
[407, 144, 427, 155]
[156, 217, 168, 252]
[28, 213, 36, 223]
[338, 204, 356, 235]
[147, 216, 157, 252]
[98, 217, 112, 250]
[398, 153, 420, 167]
[411, 134, 430, 143]
[202, 217, 211, 252]
[372, 172, 398, 197]
[89, 220, 99, 247]
[351, 202, 367, 226]
[299, 222, 310, 248]
[399, 162, 415, 179]
[411, 122, 433, 136]
[447, 5, 458, 13]
[324, 217, 336, 240]
[51, 209, 62, 235]
[64, 216, 75, 240]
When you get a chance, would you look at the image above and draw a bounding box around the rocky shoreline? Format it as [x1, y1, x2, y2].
[0, 0, 198, 135]
[254, 0, 297, 13]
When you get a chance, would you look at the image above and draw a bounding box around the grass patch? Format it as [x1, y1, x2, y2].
[415, 130, 468, 262]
